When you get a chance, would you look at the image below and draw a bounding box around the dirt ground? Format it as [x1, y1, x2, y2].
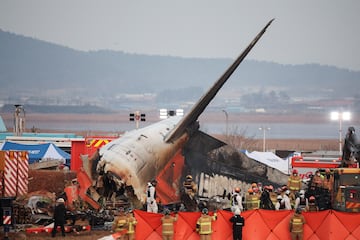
[1, 229, 111, 240]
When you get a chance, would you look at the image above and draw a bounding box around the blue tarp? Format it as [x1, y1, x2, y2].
[1, 142, 70, 165]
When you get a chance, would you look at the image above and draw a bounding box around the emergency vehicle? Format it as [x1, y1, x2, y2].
[331, 168, 360, 212]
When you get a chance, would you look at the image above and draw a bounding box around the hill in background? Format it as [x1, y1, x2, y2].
[0, 29, 359, 114]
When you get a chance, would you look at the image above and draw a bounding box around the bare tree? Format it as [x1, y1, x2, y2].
[224, 125, 258, 151]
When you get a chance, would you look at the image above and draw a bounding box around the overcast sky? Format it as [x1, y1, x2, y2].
[1, 0, 360, 71]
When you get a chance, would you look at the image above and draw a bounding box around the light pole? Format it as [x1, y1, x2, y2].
[259, 126, 270, 152]
[330, 111, 351, 155]
[222, 110, 228, 137]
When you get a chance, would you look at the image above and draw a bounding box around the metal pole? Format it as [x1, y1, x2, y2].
[339, 116, 342, 155]
[263, 129, 266, 152]
[222, 110, 228, 137]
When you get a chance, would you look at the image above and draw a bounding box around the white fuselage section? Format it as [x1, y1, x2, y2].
[98, 116, 188, 200]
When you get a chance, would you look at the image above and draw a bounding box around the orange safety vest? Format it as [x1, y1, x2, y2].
[290, 214, 305, 233]
[161, 216, 176, 235]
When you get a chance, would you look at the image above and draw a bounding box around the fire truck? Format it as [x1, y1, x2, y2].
[332, 168, 360, 212]
[291, 153, 360, 212]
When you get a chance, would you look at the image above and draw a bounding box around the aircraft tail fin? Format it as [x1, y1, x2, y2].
[165, 19, 274, 143]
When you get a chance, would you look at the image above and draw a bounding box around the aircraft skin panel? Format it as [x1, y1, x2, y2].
[98, 116, 188, 199]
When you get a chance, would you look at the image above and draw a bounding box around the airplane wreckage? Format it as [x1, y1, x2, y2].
[83, 19, 287, 209]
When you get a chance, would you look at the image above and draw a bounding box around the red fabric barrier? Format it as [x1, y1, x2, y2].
[133, 209, 360, 240]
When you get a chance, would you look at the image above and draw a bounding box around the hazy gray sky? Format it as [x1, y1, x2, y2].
[1, 0, 360, 71]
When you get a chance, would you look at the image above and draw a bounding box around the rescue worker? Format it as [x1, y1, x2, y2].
[306, 196, 318, 212]
[281, 190, 292, 210]
[161, 208, 177, 240]
[268, 185, 278, 208]
[183, 175, 197, 200]
[289, 208, 306, 240]
[311, 170, 324, 189]
[229, 208, 245, 240]
[231, 187, 244, 213]
[126, 208, 137, 240]
[260, 185, 275, 210]
[147, 179, 158, 213]
[246, 188, 260, 210]
[275, 195, 285, 210]
[288, 169, 301, 201]
[51, 198, 66, 238]
[112, 207, 128, 240]
[323, 168, 333, 192]
[196, 208, 217, 240]
[294, 190, 308, 211]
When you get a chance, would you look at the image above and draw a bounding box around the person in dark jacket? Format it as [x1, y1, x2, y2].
[51, 198, 67, 237]
[229, 208, 245, 240]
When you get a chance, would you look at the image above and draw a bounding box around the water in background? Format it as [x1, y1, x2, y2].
[26, 118, 359, 139]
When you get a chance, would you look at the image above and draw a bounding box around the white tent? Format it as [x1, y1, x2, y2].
[245, 151, 289, 174]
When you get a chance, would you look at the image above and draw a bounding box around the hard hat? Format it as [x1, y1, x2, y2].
[164, 208, 170, 215]
[285, 190, 291, 195]
[299, 190, 305, 195]
[248, 188, 253, 193]
[186, 175, 193, 180]
[251, 183, 257, 188]
[202, 208, 209, 215]
[234, 208, 241, 215]
[56, 198, 65, 203]
[309, 196, 315, 201]
[235, 187, 241, 193]
[292, 169, 298, 174]
[277, 195, 283, 200]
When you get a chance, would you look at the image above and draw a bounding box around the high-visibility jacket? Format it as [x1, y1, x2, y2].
[161, 215, 177, 235]
[126, 214, 137, 234]
[270, 192, 278, 207]
[247, 194, 260, 210]
[196, 214, 216, 235]
[290, 213, 305, 233]
[288, 175, 301, 191]
[113, 215, 128, 232]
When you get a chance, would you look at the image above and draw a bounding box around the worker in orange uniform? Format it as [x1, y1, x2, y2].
[311, 170, 324, 189]
[126, 208, 137, 240]
[288, 169, 301, 201]
[323, 168, 333, 192]
[112, 208, 128, 240]
[196, 208, 217, 240]
[306, 196, 318, 212]
[161, 208, 177, 240]
[246, 188, 260, 210]
[183, 175, 198, 200]
[289, 208, 306, 240]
